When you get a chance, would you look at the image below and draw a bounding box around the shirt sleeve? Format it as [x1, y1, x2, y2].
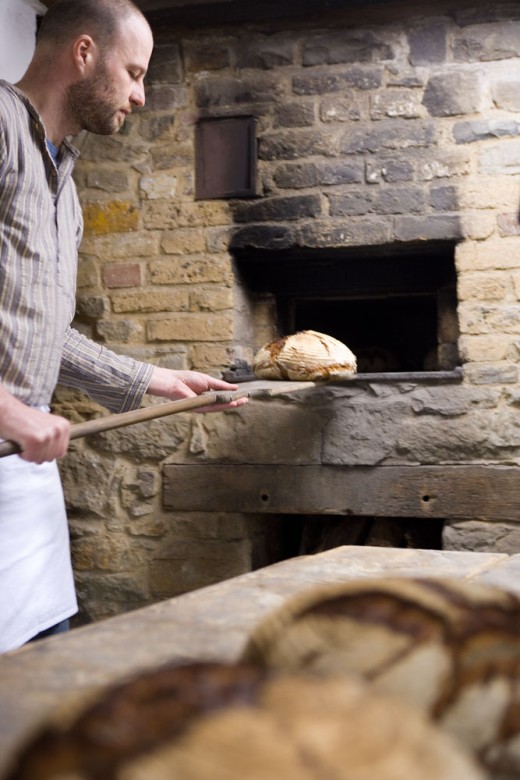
[58, 327, 155, 413]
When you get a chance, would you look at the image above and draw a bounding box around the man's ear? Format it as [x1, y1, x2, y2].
[72, 34, 97, 74]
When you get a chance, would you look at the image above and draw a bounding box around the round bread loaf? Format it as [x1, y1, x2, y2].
[253, 330, 356, 381]
[4, 662, 483, 780]
[241, 576, 520, 776]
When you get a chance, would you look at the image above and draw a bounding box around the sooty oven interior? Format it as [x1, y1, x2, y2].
[232, 240, 460, 555]
[235, 240, 460, 374]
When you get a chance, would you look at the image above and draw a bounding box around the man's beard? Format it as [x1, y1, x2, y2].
[66, 65, 126, 136]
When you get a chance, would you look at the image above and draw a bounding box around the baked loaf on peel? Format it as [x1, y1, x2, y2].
[253, 330, 356, 381]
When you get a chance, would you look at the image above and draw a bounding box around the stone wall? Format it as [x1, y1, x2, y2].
[56, 0, 520, 624]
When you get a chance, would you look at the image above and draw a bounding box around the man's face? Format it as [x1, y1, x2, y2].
[66, 14, 153, 136]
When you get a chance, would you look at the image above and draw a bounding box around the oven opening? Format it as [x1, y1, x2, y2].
[234, 241, 460, 374]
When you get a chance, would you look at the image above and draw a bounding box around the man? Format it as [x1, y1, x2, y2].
[0, 0, 245, 652]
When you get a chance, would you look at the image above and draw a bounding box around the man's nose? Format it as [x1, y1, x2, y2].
[130, 83, 145, 107]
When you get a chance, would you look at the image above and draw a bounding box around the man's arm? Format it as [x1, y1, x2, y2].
[59, 327, 247, 413]
[0, 383, 70, 463]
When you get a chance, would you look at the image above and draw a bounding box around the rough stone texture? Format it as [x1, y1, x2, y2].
[50, 2, 520, 625]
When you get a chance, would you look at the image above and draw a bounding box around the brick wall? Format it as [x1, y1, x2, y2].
[56, 1, 520, 623]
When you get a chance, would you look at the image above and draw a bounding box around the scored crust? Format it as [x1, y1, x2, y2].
[253, 330, 357, 380]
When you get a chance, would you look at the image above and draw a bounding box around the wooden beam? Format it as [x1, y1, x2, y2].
[163, 464, 520, 521]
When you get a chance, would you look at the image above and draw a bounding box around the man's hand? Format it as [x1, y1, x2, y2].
[0, 389, 70, 463]
[146, 368, 249, 412]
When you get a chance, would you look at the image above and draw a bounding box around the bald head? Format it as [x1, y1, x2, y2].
[37, 0, 150, 54]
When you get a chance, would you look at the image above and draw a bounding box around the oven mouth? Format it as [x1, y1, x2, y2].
[233, 240, 460, 375]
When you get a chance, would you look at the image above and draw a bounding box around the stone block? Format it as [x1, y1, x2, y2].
[259, 129, 339, 160]
[322, 396, 410, 465]
[183, 41, 231, 71]
[443, 520, 520, 554]
[408, 23, 448, 65]
[492, 78, 520, 111]
[140, 172, 178, 200]
[366, 157, 414, 183]
[457, 177, 520, 210]
[189, 343, 236, 369]
[79, 135, 147, 164]
[197, 400, 323, 464]
[206, 227, 234, 253]
[459, 211, 495, 241]
[190, 286, 234, 312]
[273, 102, 315, 128]
[72, 534, 146, 573]
[82, 201, 139, 236]
[417, 149, 471, 180]
[148, 538, 252, 598]
[320, 94, 365, 122]
[195, 74, 283, 108]
[149, 255, 232, 286]
[76, 294, 109, 320]
[459, 334, 510, 362]
[373, 185, 425, 215]
[86, 169, 129, 193]
[411, 386, 500, 416]
[463, 363, 519, 385]
[102, 262, 142, 289]
[341, 119, 436, 154]
[146, 312, 233, 342]
[370, 90, 423, 120]
[111, 289, 189, 314]
[315, 160, 365, 186]
[232, 194, 321, 223]
[81, 232, 161, 260]
[456, 238, 520, 271]
[272, 162, 318, 189]
[453, 21, 520, 62]
[393, 215, 463, 242]
[301, 31, 393, 65]
[90, 414, 189, 462]
[96, 320, 143, 344]
[297, 218, 391, 248]
[328, 191, 371, 217]
[293, 66, 383, 95]
[497, 213, 520, 237]
[138, 115, 176, 143]
[458, 271, 509, 301]
[453, 118, 520, 144]
[429, 185, 458, 211]
[479, 140, 520, 175]
[160, 228, 206, 255]
[77, 257, 99, 288]
[74, 571, 151, 621]
[423, 71, 484, 117]
[396, 414, 494, 462]
[236, 37, 294, 69]
[147, 43, 183, 84]
[143, 85, 189, 112]
[229, 224, 295, 249]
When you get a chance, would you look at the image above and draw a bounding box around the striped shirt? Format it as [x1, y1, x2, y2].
[0, 81, 153, 412]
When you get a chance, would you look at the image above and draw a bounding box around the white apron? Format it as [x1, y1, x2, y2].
[0, 453, 77, 652]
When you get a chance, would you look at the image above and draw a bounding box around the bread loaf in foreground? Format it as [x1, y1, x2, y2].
[242, 576, 520, 777]
[4, 662, 483, 780]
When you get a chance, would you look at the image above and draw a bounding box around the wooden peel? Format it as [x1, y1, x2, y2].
[0, 380, 315, 459]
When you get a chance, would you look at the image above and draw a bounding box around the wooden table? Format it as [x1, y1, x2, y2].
[1, 545, 519, 776]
